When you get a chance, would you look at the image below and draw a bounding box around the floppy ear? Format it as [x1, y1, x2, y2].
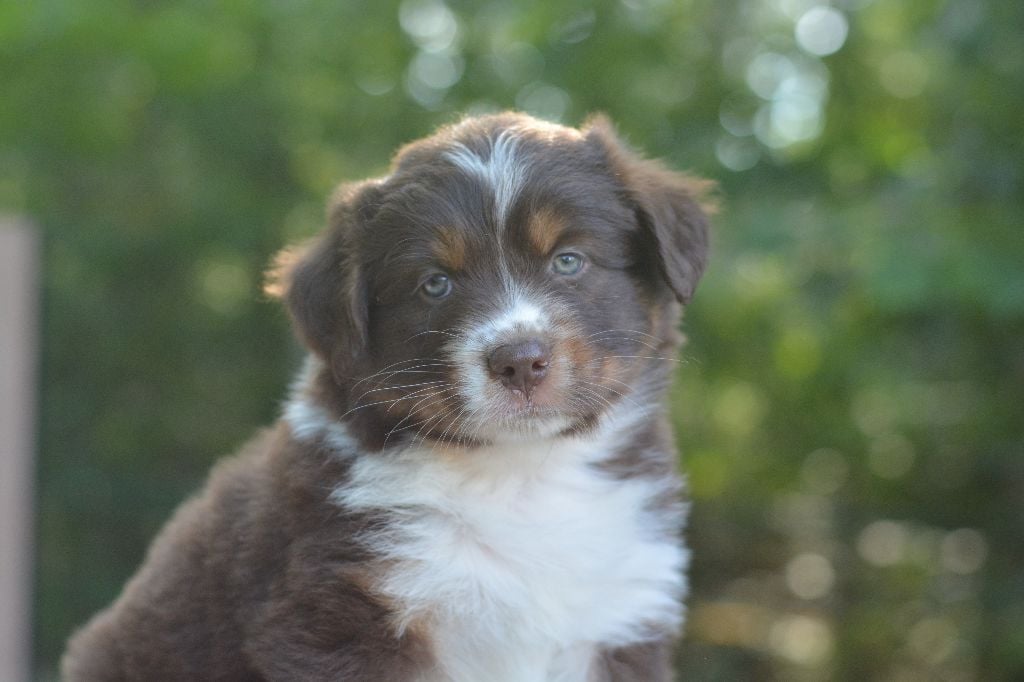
[266, 181, 380, 379]
[585, 115, 714, 304]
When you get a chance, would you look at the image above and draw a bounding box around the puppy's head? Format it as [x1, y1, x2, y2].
[272, 113, 712, 448]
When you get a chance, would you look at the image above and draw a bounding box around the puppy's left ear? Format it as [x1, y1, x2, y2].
[585, 115, 715, 304]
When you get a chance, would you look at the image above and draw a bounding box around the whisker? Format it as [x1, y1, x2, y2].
[584, 355, 685, 364]
[464, 406, 492, 445]
[578, 379, 642, 409]
[586, 336, 661, 351]
[355, 379, 446, 399]
[348, 366, 450, 403]
[436, 402, 474, 449]
[386, 388, 454, 429]
[415, 402, 462, 449]
[350, 359, 451, 392]
[406, 399, 457, 441]
[384, 385, 452, 415]
[338, 385, 447, 420]
[402, 329, 466, 343]
[599, 375, 644, 394]
[584, 328, 663, 342]
[383, 394, 456, 447]
[457, 405, 486, 447]
[577, 385, 616, 412]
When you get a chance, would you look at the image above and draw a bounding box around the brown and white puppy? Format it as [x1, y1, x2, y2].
[62, 112, 712, 682]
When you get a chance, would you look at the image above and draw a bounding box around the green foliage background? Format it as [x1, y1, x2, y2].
[3, 0, 1022, 678]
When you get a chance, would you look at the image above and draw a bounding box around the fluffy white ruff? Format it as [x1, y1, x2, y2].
[284, 376, 688, 682]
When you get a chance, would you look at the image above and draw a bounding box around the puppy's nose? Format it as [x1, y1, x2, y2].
[488, 339, 550, 394]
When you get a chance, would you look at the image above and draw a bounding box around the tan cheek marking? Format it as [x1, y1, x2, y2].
[648, 305, 665, 342]
[649, 302, 683, 350]
[431, 227, 467, 270]
[527, 208, 565, 255]
[569, 332, 629, 389]
[602, 356, 624, 386]
[564, 335, 598, 389]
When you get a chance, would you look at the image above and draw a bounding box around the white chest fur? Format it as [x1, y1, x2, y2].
[329, 428, 688, 682]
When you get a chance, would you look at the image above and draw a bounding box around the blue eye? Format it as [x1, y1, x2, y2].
[420, 273, 452, 299]
[552, 252, 584, 275]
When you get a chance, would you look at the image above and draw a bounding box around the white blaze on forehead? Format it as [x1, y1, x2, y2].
[453, 292, 551, 362]
[473, 296, 548, 345]
[444, 129, 526, 227]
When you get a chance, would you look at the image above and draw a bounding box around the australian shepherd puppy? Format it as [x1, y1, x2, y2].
[62, 112, 712, 681]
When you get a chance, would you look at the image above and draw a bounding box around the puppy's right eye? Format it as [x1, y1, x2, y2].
[420, 273, 452, 299]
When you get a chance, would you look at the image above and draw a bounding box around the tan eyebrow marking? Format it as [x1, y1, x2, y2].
[431, 227, 467, 270]
[526, 207, 566, 255]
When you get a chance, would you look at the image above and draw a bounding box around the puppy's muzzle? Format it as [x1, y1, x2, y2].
[487, 338, 550, 396]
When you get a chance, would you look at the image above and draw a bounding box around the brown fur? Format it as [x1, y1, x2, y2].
[63, 112, 712, 681]
[62, 425, 432, 680]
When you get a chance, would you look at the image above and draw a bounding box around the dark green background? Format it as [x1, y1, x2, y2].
[3, 0, 1022, 678]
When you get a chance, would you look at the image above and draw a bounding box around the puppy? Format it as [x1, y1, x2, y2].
[62, 112, 712, 681]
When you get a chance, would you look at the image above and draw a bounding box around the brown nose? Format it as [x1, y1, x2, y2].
[487, 339, 551, 393]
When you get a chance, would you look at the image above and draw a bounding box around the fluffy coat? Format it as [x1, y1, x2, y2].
[62, 112, 712, 681]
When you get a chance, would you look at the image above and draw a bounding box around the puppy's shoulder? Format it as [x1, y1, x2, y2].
[61, 424, 310, 681]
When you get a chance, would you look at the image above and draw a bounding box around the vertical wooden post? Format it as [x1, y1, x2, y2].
[0, 218, 39, 682]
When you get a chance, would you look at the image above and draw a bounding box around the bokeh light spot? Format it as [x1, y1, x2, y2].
[851, 388, 899, 436]
[399, 0, 459, 52]
[409, 50, 463, 90]
[940, 528, 988, 575]
[712, 382, 767, 439]
[879, 51, 930, 98]
[716, 135, 760, 171]
[795, 6, 849, 57]
[770, 614, 834, 665]
[858, 520, 909, 566]
[515, 82, 571, 122]
[195, 256, 250, 316]
[774, 326, 822, 379]
[690, 601, 773, 649]
[785, 553, 836, 599]
[687, 450, 730, 498]
[867, 432, 916, 479]
[746, 52, 796, 100]
[908, 617, 960, 665]
[801, 448, 849, 494]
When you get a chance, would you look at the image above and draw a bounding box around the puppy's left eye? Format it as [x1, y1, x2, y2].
[420, 273, 452, 299]
[552, 252, 585, 276]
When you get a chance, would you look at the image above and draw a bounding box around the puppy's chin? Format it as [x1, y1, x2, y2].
[460, 389, 600, 444]
[462, 411, 578, 444]
[456, 377, 589, 443]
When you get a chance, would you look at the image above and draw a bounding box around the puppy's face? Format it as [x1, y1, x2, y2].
[277, 114, 711, 448]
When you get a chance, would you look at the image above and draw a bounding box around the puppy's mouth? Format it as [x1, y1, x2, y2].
[492, 392, 565, 420]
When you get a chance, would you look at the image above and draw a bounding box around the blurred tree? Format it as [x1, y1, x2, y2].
[2, 0, 1021, 678]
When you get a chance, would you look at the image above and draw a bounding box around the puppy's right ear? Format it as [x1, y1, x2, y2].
[266, 180, 380, 380]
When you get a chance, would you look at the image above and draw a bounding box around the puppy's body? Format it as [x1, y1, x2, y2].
[63, 113, 711, 681]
